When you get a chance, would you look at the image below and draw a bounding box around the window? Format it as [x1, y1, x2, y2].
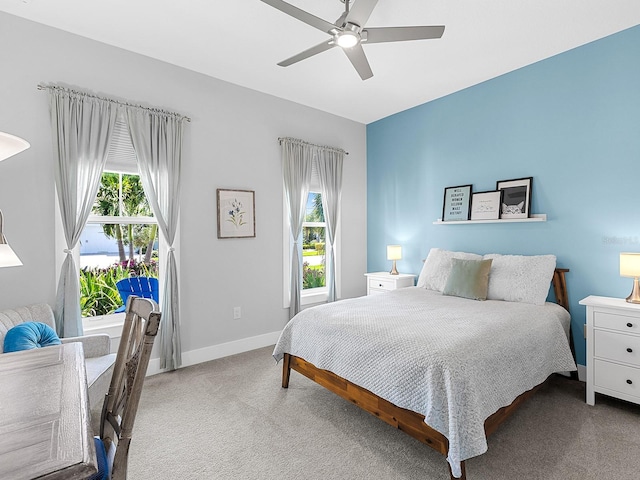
[283, 192, 341, 309]
[80, 172, 159, 318]
[281, 139, 344, 312]
[76, 116, 161, 324]
[302, 192, 326, 291]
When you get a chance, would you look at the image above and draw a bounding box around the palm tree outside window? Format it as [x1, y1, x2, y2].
[79, 171, 159, 317]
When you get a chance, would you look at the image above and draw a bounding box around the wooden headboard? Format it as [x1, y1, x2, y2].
[551, 268, 577, 379]
[552, 268, 570, 313]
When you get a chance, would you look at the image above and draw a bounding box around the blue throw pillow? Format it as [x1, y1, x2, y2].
[3, 322, 61, 353]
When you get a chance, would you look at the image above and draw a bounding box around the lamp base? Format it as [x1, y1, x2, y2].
[390, 260, 399, 275]
[626, 277, 640, 304]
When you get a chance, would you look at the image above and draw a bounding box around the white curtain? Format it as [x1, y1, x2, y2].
[48, 87, 118, 337]
[125, 107, 184, 371]
[316, 149, 344, 303]
[281, 138, 313, 319]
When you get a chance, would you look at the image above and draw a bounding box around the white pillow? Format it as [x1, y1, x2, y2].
[417, 248, 483, 292]
[483, 253, 557, 305]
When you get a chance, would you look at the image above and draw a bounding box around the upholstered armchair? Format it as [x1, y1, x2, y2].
[0, 303, 116, 414]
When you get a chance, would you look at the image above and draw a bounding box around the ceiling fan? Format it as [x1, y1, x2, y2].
[261, 0, 445, 80]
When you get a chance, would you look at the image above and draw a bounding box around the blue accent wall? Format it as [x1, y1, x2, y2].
[367, 26, 640, 367]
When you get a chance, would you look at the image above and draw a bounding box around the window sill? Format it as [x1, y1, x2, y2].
[83, 313, 125, 336]
[301, 288, 328, 306]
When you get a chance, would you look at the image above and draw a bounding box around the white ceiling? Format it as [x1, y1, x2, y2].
[2, 0, 640, 124]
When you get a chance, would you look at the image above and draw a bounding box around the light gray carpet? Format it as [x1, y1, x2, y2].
[129, 346, 640, 479]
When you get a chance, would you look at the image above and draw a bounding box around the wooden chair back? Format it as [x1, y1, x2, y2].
[99, 296, 161, 480]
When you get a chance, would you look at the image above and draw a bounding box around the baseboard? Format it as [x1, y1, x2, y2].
[146, 330, 282, 376]
[145, 334, 588, 380]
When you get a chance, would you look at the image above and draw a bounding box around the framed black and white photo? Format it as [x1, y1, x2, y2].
[217, 189, 256, 238]
[470, 190, 503, 221]
[496, 177, 532, 219]
[442, 184, 472, 222]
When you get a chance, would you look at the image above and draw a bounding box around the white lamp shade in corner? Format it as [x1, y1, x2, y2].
[620, 252, 640, 277]
[387, 245, 402, 261]
[0, 244, 22, 268]
[0, 132, 30, 161]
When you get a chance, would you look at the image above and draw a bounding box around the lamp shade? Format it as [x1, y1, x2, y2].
[0, 244, 22, 268]
[387, 245, 402, 261]
[620, 253, 640, 277]
[0, 132, 30, 161]
[0, 209, 22, 268]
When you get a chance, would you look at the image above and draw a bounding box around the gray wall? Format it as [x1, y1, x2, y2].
[0, 13, 367, 362]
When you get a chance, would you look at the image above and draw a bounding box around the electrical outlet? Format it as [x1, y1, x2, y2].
[233, 307, 241, 320]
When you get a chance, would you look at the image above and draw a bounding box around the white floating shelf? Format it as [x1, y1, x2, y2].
[433, 214, 547, 225]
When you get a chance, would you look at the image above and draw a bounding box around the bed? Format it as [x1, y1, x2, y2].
[273, 249, 577, 479]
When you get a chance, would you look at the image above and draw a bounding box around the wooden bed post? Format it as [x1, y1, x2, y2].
[552, 268, 569, 312]
[282, 353, 292, 388]
[552, 268, 579, 380]
[449, 460, 466, 480]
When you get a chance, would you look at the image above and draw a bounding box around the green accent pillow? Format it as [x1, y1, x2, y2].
[443, 258, 493, 301]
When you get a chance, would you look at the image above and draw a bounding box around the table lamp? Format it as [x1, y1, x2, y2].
[387, 245, 402, 275]
[0, 210, 22, 267]
[620, 252, 640, 304]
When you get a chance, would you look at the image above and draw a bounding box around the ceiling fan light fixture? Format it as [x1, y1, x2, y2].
[262, 0, 445, 80]
[336, 30, 359, 48]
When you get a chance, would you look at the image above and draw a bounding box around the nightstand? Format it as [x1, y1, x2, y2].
[580, 295, 640, 406]
[365, 272, 416, 295]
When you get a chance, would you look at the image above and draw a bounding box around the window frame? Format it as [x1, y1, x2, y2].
[77, 171, 163, 328]
[301, 211, 328, 297]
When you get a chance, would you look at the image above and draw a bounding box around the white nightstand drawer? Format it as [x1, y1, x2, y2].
[594, 330, 640, 366]
[594, 359, 640, 399]
[368, 277, 396, 291]
[368, 288, 386, 296]
[365, 272, 416, 296]
[594, 311, 640, 333]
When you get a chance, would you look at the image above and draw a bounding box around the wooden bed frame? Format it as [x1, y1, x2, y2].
[281, 268, 573, 480]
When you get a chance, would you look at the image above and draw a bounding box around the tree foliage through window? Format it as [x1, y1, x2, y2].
[93, 173, 157, 264]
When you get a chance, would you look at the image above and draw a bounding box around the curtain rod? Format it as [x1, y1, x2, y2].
[37, 84, 191, 122]
[278, 136, 348, 155]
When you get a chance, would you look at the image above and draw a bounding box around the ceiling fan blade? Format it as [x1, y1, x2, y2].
[278, 40, 336, 67]
[365, 26, 445, 44]
[343, 44, 373, 80]
[344, 0, 379, 27]
[261, 0, 337, 34]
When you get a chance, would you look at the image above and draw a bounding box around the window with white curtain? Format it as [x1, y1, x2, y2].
[71, 116, 163, 328]
[282, 164, 340, 308]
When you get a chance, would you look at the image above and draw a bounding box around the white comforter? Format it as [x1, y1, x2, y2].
[273, 287, 576, 477]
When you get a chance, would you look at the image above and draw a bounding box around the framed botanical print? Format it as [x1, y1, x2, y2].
[217, 189, 256, 238]
[442, 184, 472, 221]
[496, 177, 532, 219]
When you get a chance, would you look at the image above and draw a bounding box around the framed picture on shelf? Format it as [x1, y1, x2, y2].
[217, 189, 256, 238]
[496, 177, 532, 219]
[470, 190, 503, 221]
[442, 184, 472, 222]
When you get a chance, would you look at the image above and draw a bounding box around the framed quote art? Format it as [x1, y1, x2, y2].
[442, 184, 472, 222]
[496, 177, 532, 219]
[216, 189, 256, 239]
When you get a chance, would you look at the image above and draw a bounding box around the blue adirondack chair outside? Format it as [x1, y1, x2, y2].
[114, 277, 160, 313]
